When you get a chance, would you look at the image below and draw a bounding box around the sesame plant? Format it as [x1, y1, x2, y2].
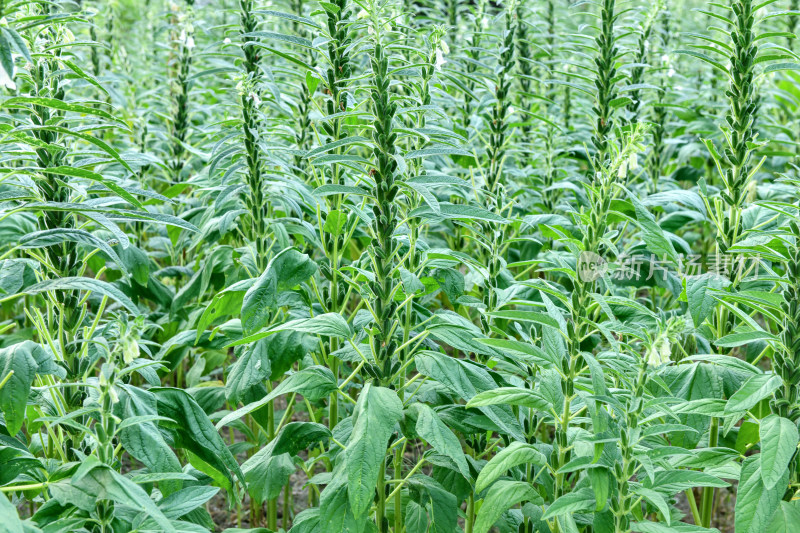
[2, 1, 800, 533]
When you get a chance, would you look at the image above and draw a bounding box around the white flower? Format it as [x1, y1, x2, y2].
[435, 49, 447, 71]
[223, 37, 231, 45]
[250, 92, 262, 106]
[628, 152, 638, 170]
[661, 54, 669, 64]
[646, 338, 672, 366]
[618, 160, 628, 179]
[668, 68, 675, 78]
[357, 9, 369, 19]
[186, 36, 195, 49]
[122, 337, 139, 364]
[440, 40, 449, 55]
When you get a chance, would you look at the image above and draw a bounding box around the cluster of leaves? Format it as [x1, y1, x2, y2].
[1, 0, 800, 532]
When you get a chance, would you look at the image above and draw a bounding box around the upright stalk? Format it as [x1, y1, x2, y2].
[592, 0, 619, 169]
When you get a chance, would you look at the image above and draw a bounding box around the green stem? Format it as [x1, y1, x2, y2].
[700, 417, 719, 527]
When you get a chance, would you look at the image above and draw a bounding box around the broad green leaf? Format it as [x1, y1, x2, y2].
[644, 470, 728, 494]
[725, 373, 782, 415]
[242, 248, 317, 333]
[405, 475, 458, 533]
[23, 277, 138, 314]
[415, 351, 525, 441]
[225, 313, 351, 347]
[3, 96, 127, 125]
[766, 501, 800, 533]
[412, 403, 470, 480]
[225, 340, 272, 403]
[759, 415, 799, 489]
[68, 457, 176, 533]
[715, 329, 779, 348]
[735, 455, 787, 533]
[0, 342, 43, 435]
[542, 487, 596, 520]
[216, 366, 337, 428]
[486, 310, 561, 330]
[0, 492, 24, 533]
[624, 187, 678, 263]
[19, 228, 124, 272]
[475, 480, 542, 533]
[632, 487, 671, 525]
[466, 387, 550, 412]
[38, 166, 143, 208]
[156, 486, 219, 519]
[346, 384, 403, 516]
[684, 274, 730, 328]
[475, 442, 547, 494]
[153, 388, 245, 489]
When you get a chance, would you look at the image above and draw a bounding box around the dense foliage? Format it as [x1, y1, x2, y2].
[2, 0, 800, 532]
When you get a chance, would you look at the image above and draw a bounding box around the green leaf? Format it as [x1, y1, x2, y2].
[405, 146, 473, 159]
[624, 187, 678, 263]
[153, 388, 246, 490]
[216, 366, 337, 428]
[38, 166, 143, 208]
[272, 422, 331, 456]
[226, 313, 351, 347]
[2, 96, 127, 125]
[759, 415, 799, 489]
[22, 277, 138, 314]
[684, 274, 730, 328]
[475, 338, 556, 367]
[19, 228, 125, 272]
[0, 30, 16, 88]
[766, 501, 800, 533]
[486, 310, 561, 330]
[225, 341, 272, 403]
[0, 492, 24, 533]
[241, 248, 317, 333]
[763, 62, 800, 73]
[68, 457, 176, 533]
[735, 455, 787, 533]
[466, 387, 550, 412]
[346, 384, 403, 516]
[0, 342, 39, 435]
[644, 470, 728, 494]
[243, 31, 313, 48]
[542, 487, 596, 520]
[323, 210, 347, 236]
[415, 351, 524, 441]
[411, 403, 470, 480]
[632, 487, 672, 525]
[475, 442, 547, 494]
[725, 373, 782, 415]
[475, 480, 542, 533]
[406, 475, 458, 533]
[304, 136, 371, 158]
[196, 286, 247, 342]
[414, 203, 508, 224]
[157, 486, 219, 519]
[674, 49, 730, 75]
[715, 329, 779, 348]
